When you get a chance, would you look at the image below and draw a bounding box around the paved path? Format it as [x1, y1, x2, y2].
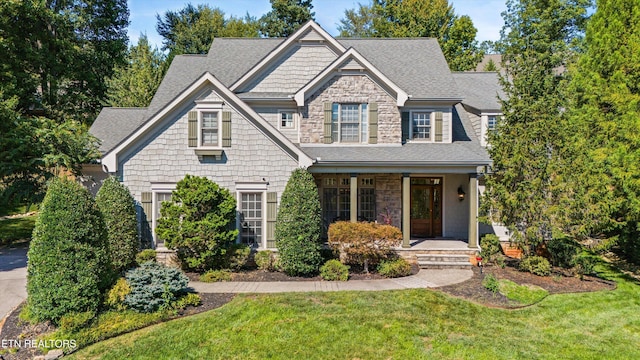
[0, 245, 28, 325]
[191, 268, 472, 293]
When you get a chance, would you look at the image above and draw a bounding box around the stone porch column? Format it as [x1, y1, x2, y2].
[402, 173, 411, 248]
[468, 173, 479, 249]
[350, 173, 357, 222]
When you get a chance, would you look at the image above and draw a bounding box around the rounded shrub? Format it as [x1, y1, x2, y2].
[547, 237, 580, 268]
[275, 168, 323, 276]
[480, 234, 502, 263]
[377, 258, 412, 278]
[225, 243, 251, 271]
[96, 176, 140, 273]
[156, 175, 238, 272]
[254, 250, 275, 271]
[320, 259, 349, 281]
[199, 269, 232, 282]
[136, 249, 157, 265]
[519, 256, 551, 276]
[27, 178, 113, 324]
[124, 262, 189, 313]
[105, 277, 131, 311]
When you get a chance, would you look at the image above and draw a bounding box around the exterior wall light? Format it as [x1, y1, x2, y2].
[457, 186, 466, 201]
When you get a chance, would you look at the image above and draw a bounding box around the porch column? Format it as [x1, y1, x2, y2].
[350, 173, 357, 222]
[468, 173, 479, 249]
[402, 174, 411, 248]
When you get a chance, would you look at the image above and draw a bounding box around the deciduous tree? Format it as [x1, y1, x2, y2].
[259, 0, 315, 37]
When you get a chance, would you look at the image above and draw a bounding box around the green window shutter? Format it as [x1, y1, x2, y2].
[222, 111, 232, 147]
[188, 111, 198, 147]
[368, 102, 378, 144]
[401, 112, 410, 143]
[323, 102, 333, 144]
[266, 192, 277, 248]
[141, 192, 153, 246]
[435, 111, 443, 142]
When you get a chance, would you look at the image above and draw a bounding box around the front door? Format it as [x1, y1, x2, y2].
[410, 178, 442, 237]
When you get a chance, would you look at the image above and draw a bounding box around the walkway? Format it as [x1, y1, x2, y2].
[191, 268, 472, 293]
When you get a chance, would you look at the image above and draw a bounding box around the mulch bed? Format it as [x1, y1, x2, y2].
[1, 263, 616, 359]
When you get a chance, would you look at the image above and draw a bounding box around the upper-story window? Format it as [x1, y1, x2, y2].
[487, 115, 497, 131]
[412, 111, 431, 140]
[201, 111, 219, 146]
[280, 111, 295, 129]
[332, 103, 368, 143]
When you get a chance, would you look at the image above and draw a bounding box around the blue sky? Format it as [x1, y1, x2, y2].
[127, 0, 507, 49]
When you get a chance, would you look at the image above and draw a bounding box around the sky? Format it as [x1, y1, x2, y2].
[127, 0, 507, 49]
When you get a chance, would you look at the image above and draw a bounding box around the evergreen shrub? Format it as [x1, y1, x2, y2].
[96, 176, 139, 273]
[377, 257, 412, 278]
[519, 256, 551, 276]
[199, 270, 232, 282]
[254, 250, 275, 271]
[225, 243, 251, 271]
[124, 262, 189, 313]
[275, 168, 323, 276]
[136, 249, 157, 265]
[27, 178, 113, 324]
[320, 259, 349, 281]
[157, 175, 238, 272]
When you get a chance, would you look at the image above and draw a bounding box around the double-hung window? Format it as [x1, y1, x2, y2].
[201, 112, 219, 147]
[412, 111, 431, 140]
[280, 111, 295, 129]
[487, 115, 497, 131]
[331, 103, 368, 143]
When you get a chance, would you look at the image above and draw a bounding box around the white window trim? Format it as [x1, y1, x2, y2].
[235, 182, 268, 249]
[481, 112, 502, 147]
[333, 103, 369, 144]
[195, 102, 223, 149]
[409, 110, 433, 142]
[150, 183, 177, 249]
[278, 109, 297, 130]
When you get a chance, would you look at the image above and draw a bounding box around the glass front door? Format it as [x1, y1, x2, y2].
[410, 178, 442, 237]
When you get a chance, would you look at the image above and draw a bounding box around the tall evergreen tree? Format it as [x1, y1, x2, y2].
[259, 0, 315, 37]
[483, 0, 590, 255]
[338, 0, 483, 71]
[565, 0, 640, 260]
[106, 34, 166, 108]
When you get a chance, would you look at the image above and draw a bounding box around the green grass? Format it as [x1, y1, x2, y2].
[498, 279, 549, 305]
[0, 215, 36, 246]
[68, 265, 640, 360]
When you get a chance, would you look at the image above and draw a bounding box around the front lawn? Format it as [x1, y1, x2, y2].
[0, 215, 36, 246]
[69, 265, 640, 360]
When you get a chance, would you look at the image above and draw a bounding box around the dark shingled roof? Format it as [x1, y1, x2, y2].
[90, 108, 147, 153]
[452, 72, 504, 112]
[301, 104, 490, 166]
[340, 38, 461, 100]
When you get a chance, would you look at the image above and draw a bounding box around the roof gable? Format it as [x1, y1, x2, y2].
[230, 21, 346, 92]
[101, 72, 313, 172]
[294, 48, 408, 106]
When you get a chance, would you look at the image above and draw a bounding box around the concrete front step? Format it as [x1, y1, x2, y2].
[418, 261, 473, 270]
[417, 254, 471, 262]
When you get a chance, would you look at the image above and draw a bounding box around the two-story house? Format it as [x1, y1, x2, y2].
[86, 21, 501, 257]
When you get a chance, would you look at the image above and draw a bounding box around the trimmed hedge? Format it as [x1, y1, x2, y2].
[96, 176, 140, 273]
[27, 178, 113, 324]
[275, 168, 323, 276]
[328, 221, 402, 273]
[519, 256, 551, 276]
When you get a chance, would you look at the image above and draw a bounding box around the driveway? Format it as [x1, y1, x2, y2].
[0, 244, 28, 324]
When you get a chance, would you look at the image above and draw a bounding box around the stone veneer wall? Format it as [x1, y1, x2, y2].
[119, 86, 299, 203]
[301, 75, 401, 144]
[375, 174, 402, 227]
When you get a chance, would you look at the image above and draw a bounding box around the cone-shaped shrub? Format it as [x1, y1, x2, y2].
[27, 178, 112, 324]
[275, 168, 323, 276]
[96, 176, 139, 273]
